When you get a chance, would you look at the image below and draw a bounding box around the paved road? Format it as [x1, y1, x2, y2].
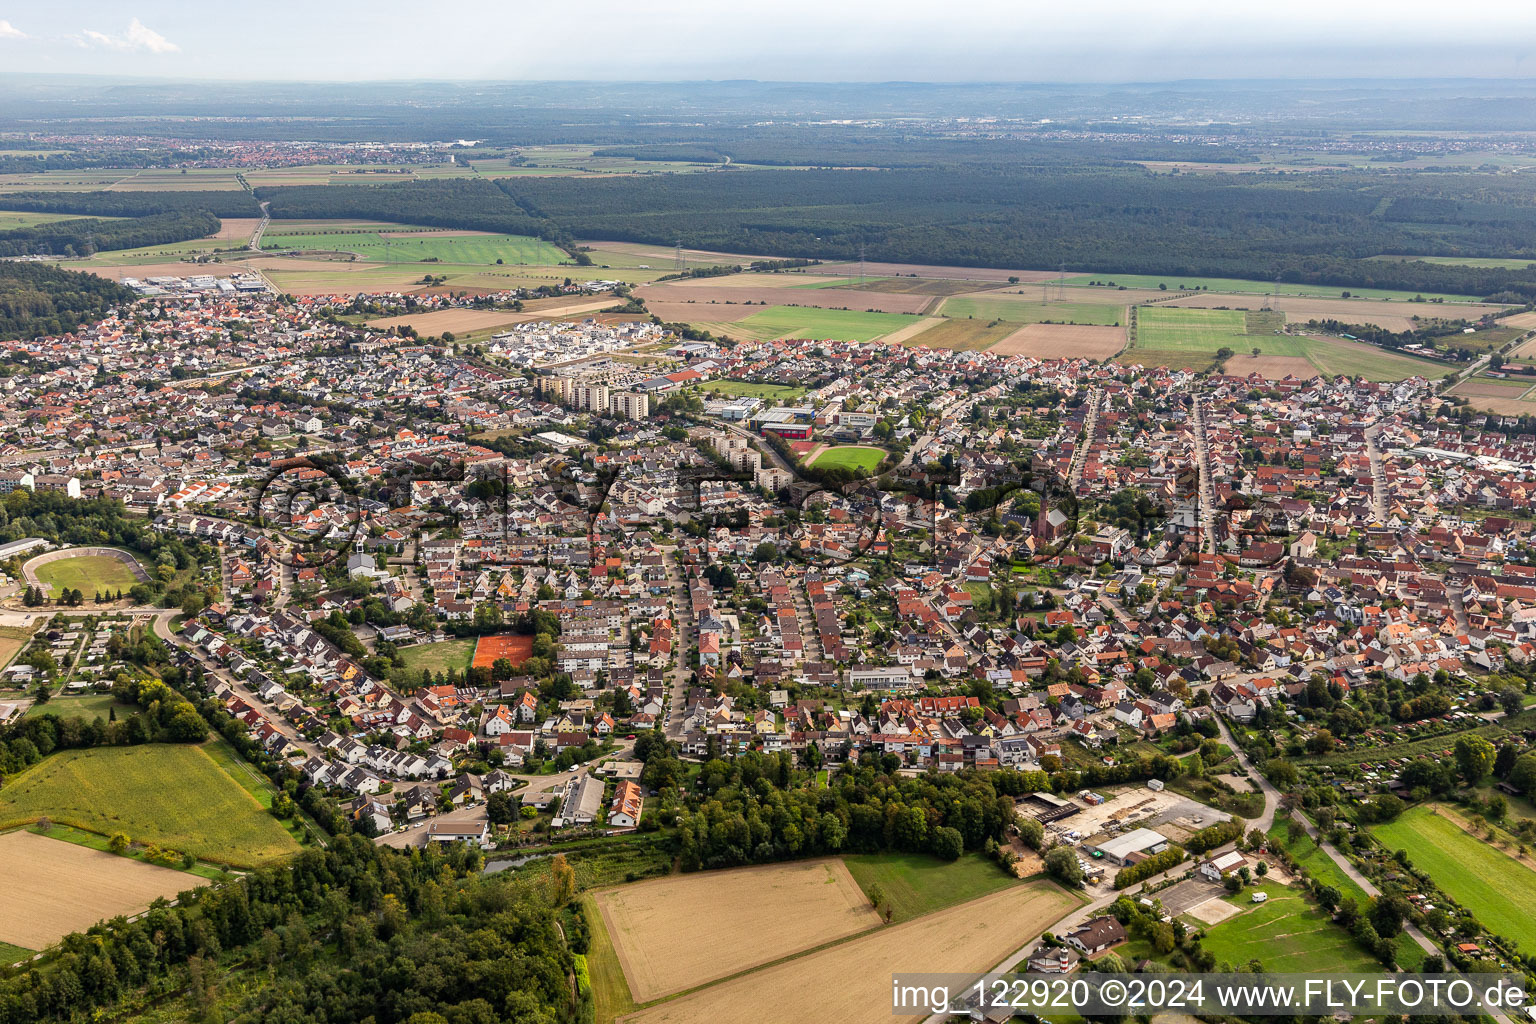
[1364, 420, 1389, 523]
[1191, 397, 1216, 554]
[660, 546, 694, 739]
[1067, 386, 1101, 489]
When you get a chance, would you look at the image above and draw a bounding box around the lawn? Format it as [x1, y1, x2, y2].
[841, 852, 1021, 923]
[1200, 883, 1384, 972]
[393, 637, 476, 682]
[25, 693, 134, 722]
[0, 743, 301, 868]
[695, 380, 808, 401]
[1266, 818, 1423, 969]
[258, 229, 566, 266]
[32, 552, 143, 599]
[729, 305, 919, 342]
[807, 445, 887, 473]
[938, 297, 1124, 325]
[1373, 804, 1536, 952]
[0, 941, 32, 967]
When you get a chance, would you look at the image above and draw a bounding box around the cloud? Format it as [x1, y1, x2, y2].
[79, 18, 179, 54]
[0, 20, 26, 40]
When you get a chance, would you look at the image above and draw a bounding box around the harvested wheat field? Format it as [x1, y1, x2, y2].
[366, 299, 619, 336]
[879, 317, 945, 346]
[639, 283, 931, 314]
[0, 830, 200, 950]
[1225, 354, 1320, 380]
[1502, 311, 1536, 330]
[821, 261, 1059, 283]
[619, 880, 1076, 1024]
[1449, 378, 1536, 399]
[597, 858, 880, 1002]
[658, 273, 845, 290]
[991, 323, 1126, 359]
[210, 218, 262, 241]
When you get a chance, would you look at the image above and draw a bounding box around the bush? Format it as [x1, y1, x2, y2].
[1114, 846, 1186, 889]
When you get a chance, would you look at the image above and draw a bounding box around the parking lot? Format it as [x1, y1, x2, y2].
[1041, 786, 1219, 847]
[1157, 877, 1225, 917]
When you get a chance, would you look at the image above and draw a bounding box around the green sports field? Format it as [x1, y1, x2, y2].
[937, 297, 1123, 325]
[393, 636, 476, 682]
[842, 852, 1022, 923]
[33, 552, 142, 599]
[1199, 883, 1383, 972]
[1373, 804, 1536, 952]
[259, 229, 567, 265]
[808, 445, 886, 473]
[728, 305, 920, 342]
[696, 380, 808, 401]
[1136, 307, 1290, 353]
[0, 744, 301, 867]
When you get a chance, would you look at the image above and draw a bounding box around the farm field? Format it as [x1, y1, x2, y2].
[1199, 883, 1383, 972]
[0, 744, 301, 867]
[31, 551, 144, 599]
[0, 210, 103, 230]
[1373, 804, 1536, 952]
[365, 299, 623, 338]
[0, 830, 201, 952]
[259, 228, 566, 265]
[1162, 292, 1515, 332]
[1377, 255, 1536, 270]
[991, 323, 1126, 360]
[805, 445, 887, 473]
[897, 317, 1017, 351]
[798, 276, 979, 297]
[694, 380, 808, 401]
[639, 281, 933, 314]
[0, 625, 35, 672]
[619, 880, 1077, 1024]
[724, 305, 920, 342]
[841, 852, 1020, 923]
[937, 296, 1124, 325]
[1298, 337, 1449, 381]
[579, 240, 770, 268]
[594, 858, 880, 1002]
[396, 637, 476, 678]
[1065, 273, 1482, 303]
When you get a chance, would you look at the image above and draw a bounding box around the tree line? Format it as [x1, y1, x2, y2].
[0, 211, 220, 259]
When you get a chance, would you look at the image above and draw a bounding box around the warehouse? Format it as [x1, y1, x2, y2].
[1093, 827, 1169, 866]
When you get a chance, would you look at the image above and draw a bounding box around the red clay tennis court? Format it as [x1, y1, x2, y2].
[472, 634, 534, 669]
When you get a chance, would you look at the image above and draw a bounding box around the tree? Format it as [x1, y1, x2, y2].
[109, 832, 129, 854]
[1513, 752, 1536, 796]
[931, 825, 964, 861]
[1454, 734, 1496, 784]
[1499, 689, 1525, 717]
[1045, 846, 1084, 887]
[1016, 815, 1045, 850]
[550, 853, 576, 907]
[1370, 894, 1407, 938]
[866, 882, 885, 912]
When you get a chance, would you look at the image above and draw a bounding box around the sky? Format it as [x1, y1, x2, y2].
[4, 1, 1536, 82]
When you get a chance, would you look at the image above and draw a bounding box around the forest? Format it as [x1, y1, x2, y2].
[0, 263, 132, 341]
[255, 180, 577, 252]
[502, 166, 1536, 299]
[0, 835, 572, 1024]
[0, 211, 221, 258]
[0, 190, 259, 219]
